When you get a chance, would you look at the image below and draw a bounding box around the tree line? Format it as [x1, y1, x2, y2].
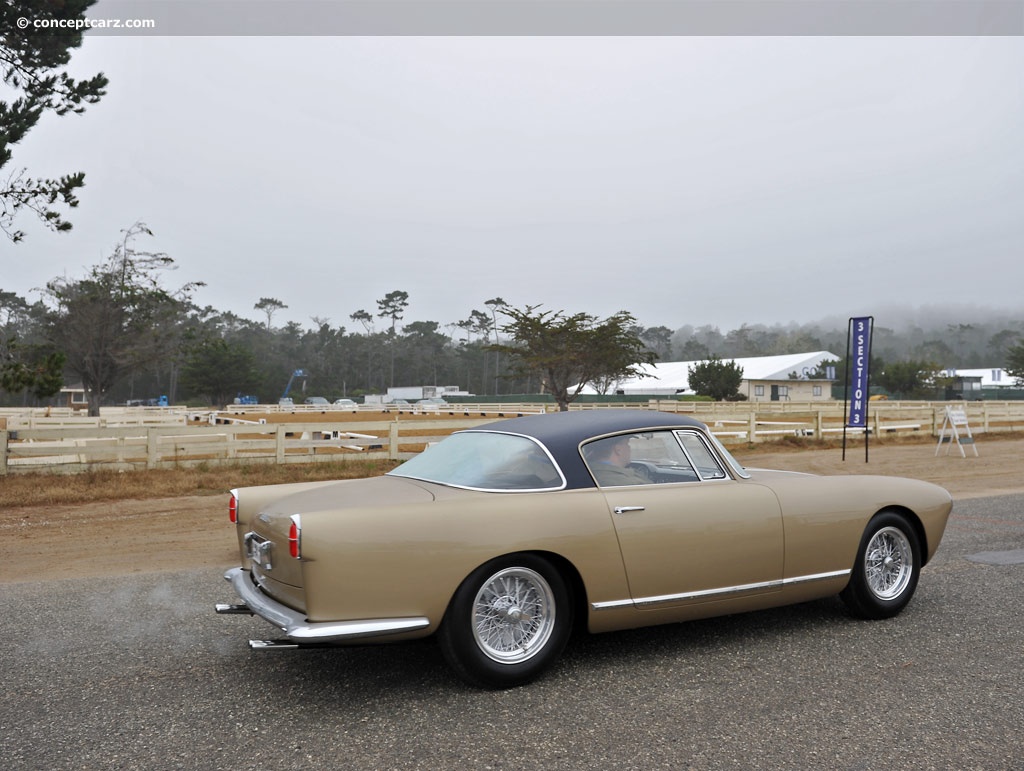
[0, 225, 659, 413]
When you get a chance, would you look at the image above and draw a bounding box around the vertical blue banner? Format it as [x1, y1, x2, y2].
[847, 317, 873, 427]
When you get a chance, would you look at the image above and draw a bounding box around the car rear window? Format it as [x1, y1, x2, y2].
[388, 431, 564, 491]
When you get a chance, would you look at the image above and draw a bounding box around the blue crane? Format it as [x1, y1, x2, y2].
[281, 369, 308, 400]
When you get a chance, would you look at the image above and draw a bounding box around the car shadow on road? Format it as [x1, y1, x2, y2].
[230, 596, 869, 701]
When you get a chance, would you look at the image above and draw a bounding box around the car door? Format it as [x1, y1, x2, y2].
[592, 430, 784, 609]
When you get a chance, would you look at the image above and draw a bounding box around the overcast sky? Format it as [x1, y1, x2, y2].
[4, 19, 1022, 333]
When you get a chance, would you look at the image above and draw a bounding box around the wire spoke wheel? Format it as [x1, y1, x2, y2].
[439, 555, 572, 687]
[841, 511, 922, 620]
[864, 526, 913, 601]
[472, 567, 556, 663]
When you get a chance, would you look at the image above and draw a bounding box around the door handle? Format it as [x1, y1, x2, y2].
[613, 506, 645, 514]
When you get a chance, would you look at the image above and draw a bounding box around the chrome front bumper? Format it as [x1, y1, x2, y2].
[217, 567, 430, 644]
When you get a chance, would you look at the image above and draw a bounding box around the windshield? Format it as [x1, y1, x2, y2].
[388, 431, 565, 491]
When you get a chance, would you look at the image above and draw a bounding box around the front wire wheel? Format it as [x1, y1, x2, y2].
[439, 555, 572, 688]
[472, 567, 556, 664]
[841, 511, 922, 620]
[864, 526, 914, 601]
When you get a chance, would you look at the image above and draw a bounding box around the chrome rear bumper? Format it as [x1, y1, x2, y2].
[218, 567, 430, 644]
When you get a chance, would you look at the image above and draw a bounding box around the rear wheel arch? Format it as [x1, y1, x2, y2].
[532, 551, 589, 635]
[440, 550, 588, 635]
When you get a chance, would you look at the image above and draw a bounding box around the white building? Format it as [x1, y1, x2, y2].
[583, 351, 841, 402]
[938, 368, 1017, 399]
[363, 385, 472, 404]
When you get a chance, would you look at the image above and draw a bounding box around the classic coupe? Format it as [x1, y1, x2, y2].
[217, 409, 952, 688]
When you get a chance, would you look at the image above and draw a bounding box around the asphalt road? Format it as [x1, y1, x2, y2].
[3, 494, 1022, 771]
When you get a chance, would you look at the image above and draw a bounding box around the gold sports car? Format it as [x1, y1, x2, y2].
[217, 409, 953, 688]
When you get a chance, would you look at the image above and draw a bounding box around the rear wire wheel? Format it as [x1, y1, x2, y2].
[841, 510, 922, 619]
[439, 554, 572, 689]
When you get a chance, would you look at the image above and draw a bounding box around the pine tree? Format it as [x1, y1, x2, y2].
[1, 0, 108, 242]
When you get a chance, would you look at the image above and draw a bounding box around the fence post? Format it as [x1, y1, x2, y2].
[389, 421, 400, 460]
[147, 428, 159, 469]
[275, 425, 286, 464]
[815, 411, 823, 440]
[0, 429, 8, 475]
[748, 412, 757, 443]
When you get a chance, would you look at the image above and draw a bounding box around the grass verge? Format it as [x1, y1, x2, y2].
[0, 459, 401, 508]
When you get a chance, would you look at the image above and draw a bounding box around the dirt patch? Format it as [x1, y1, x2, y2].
[732, 435, 1024, 500]
[1, 495, 234, 584]
[4, 436, 1023, 585]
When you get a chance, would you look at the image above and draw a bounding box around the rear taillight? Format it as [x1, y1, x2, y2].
[288, 515, 301, 559]
[229, 493, 238, 524]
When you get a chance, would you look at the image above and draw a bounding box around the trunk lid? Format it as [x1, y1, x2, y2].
[245, 475, 435, 594]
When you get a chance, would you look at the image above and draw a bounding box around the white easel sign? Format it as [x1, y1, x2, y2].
[935, 406, 979, 458]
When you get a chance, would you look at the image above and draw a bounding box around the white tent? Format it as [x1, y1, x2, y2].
[583, 351, 841, 396]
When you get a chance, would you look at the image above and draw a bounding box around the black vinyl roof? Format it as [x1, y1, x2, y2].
[469, 409, 708, 490]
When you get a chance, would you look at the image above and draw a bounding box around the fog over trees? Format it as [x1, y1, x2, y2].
[670, 307, 1024, 370]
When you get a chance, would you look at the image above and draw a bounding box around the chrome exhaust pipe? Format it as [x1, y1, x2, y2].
[249, 639, 300, 650]
[215, 603, 253, 615]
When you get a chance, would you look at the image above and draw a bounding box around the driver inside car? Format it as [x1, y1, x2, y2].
[584, 435, 651, 487]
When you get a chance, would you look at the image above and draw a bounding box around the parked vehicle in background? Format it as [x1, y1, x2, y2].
[416, 398, 448, 409]
[126, 396, 169, 407]
[304, 397, 329, 406]
[333, 398, 359, 410]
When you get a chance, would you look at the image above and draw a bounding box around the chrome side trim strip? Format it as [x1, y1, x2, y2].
[222, 567, 430, 642]
[590, 598, 634, 610]
[781, 569, 851, 586]
[591, 569, 851, 611]
[633, 579, 781, 608]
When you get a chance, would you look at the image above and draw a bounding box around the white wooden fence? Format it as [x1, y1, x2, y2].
[1, 401, 1021, 475]
[0, 419, 492, 474]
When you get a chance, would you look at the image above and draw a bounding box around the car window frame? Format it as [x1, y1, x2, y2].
[583, 430, 705, 489]
[581, 427, 748, 489]
[672, 429, 730, 482]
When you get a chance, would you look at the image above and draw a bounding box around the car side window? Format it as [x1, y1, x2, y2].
[674, 431, 727, 480]
[583, 431, 700, 487]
